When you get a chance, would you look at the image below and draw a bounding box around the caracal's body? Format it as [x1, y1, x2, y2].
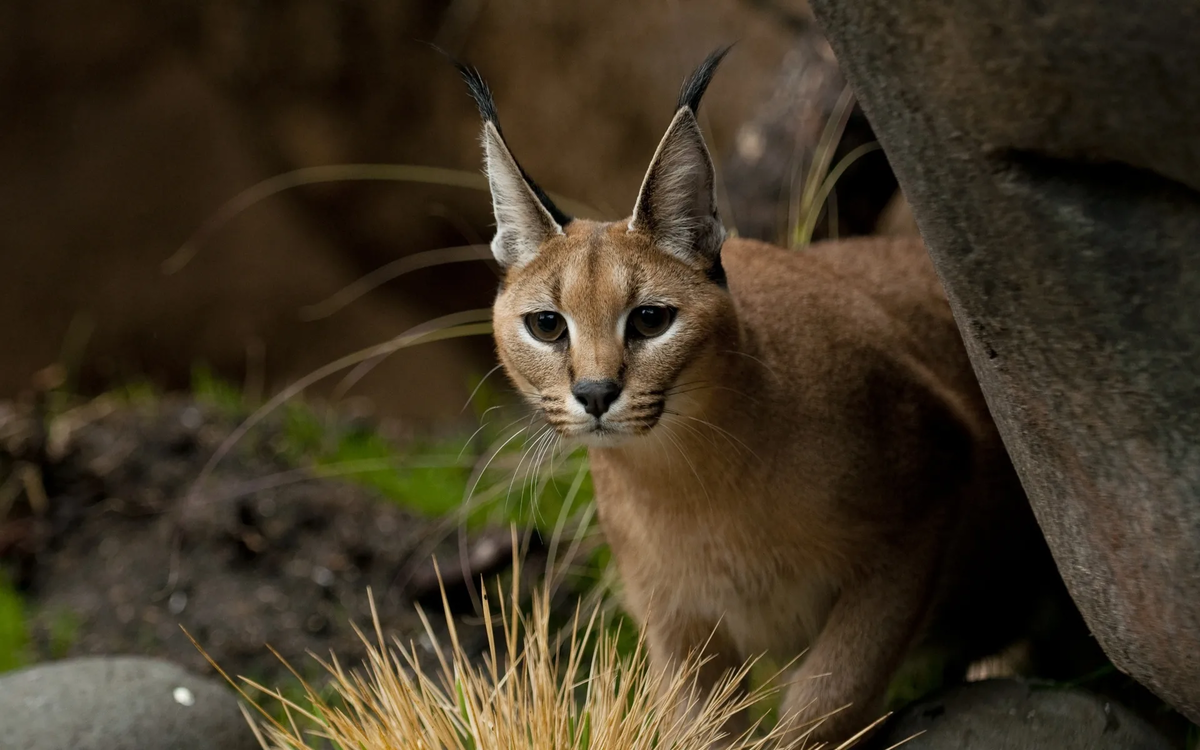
[589, 233, 1055, 742]
[456, 49, 1071, 745]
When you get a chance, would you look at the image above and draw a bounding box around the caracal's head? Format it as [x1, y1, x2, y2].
[459, 49, 735, 447]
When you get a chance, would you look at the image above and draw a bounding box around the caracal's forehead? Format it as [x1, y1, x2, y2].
[498, 220, 705, 315]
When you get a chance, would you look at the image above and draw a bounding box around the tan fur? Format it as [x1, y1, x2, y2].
[478, 54, 1061, 746]
[493, 222, 1060, 745]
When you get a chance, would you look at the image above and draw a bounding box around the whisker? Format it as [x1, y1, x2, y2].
[650, 428, 673, 480]
[523, 428, 555, 513]
[719, 349, 783, 382]
[664, 410, 761, 462]
[466, 424, 531, 513]
[605, 419, 657, 430]
[658, 421, 713, 508]
[460, 364, 506, 413]
[457, 411, 528, 461]
[614, 410, 663, 422]
[528, 433, 561, 527]
[665, 381, 761, 405]
[387, 418, 534, 595]
[658, 416, 742, 476]
[660, 413, 720, 450]
[507, 426, 552, 510]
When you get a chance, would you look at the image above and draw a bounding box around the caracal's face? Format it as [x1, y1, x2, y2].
[493, 220, 728, 447]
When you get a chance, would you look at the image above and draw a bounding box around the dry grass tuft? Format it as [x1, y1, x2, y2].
[193, 533, 874, 750]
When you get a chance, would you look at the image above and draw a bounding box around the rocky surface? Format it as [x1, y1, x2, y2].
[870, 679, 1174, 750]
[808, 0, 1200, 723]
[0, 656, 258, 750]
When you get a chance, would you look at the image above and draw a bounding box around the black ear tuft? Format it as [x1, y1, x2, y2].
[453, 61, 503, 132]
[434, 45, 573, 226]
[676, 45, 733, 114]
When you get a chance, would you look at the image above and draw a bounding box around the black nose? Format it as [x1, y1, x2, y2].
[572, 379, 622, 418]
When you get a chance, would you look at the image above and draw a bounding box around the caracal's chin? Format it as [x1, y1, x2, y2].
[561, 419, 658, 449]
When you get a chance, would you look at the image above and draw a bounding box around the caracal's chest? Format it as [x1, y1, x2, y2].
[596, 470, 841, 658]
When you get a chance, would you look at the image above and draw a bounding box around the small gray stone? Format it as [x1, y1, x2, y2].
[0, 656, 259, 750]
[870, 680, 1174, 750]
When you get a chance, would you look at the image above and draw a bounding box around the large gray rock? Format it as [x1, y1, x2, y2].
[870, 680, 1173, 750]
[0, 656, 259, 750]
[807, 0, 1200, 722]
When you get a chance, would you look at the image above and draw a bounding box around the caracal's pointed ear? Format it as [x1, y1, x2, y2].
[629, 46, 730, 272]
[454, 61, 571, 269]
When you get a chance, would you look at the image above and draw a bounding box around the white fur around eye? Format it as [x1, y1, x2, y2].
[648, 313, 683, 345]
[615, 309, 631, 339]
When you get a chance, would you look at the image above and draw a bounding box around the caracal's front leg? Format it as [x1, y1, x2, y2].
[644, 609, 749, 748]
[778, 538, 939, 747]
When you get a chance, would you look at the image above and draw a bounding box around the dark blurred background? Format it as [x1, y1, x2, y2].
[0, 0, 906, 431]
[4, 5, 1199, 745]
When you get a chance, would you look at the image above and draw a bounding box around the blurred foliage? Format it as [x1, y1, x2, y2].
[0, 573, 30, 673]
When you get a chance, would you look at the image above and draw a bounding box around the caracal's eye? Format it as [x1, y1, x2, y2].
[628, 306, 676, 339]
[526, 311, 568, 342]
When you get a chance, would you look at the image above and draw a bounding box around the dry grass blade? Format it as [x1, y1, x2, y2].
[194, 529, 879, 750]
[184, 310, 493, 504]
[162, 164, 598, 275]
[793, 141, 883, 249]
[788, 84, 857, 250]
[299, 244, 494, 321]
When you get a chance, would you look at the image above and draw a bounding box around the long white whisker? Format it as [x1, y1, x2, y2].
[665, 411, 760, 462]
[522, 428, 555, 517]
[458, 409, 531, 463]
[507, 426, 552, 511]
[388, 420, 533, 595]
[525, 432, 556, 526]
[659, 422, 712, 508]
[455, 406, 518, 461]
[665, 381, 760, 404]
[660, 415, 740, 477]
[532, 435, 568, 528]
[719, 349, 783, 382]
[660, 413, 720, 450]
[460, 364, 506, 414]
[468, 424, 531, 511]
[537, 435, 566, 526]
[651, 426, 673, 479]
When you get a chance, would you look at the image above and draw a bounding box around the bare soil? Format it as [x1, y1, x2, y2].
[0, 394, 528, 690]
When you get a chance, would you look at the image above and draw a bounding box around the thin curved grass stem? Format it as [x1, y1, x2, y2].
[163, 164, 599, 275]
[185, 309, 493, 504]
